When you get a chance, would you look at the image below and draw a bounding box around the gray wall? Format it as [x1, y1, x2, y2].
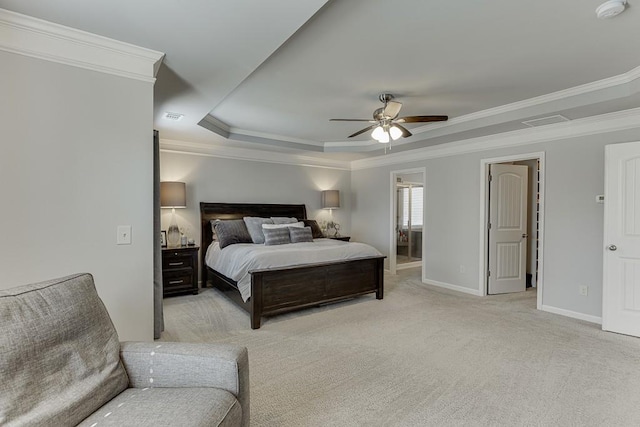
[0, 51, 155, 340]
[159, 151, 351, 260]
[351, 130, 640, 319]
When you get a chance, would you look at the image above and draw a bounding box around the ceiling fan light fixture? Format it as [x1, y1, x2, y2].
[371, 125, 386, 142]
[389, 125, 403, 140]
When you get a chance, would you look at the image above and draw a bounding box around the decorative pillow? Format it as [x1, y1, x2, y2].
[302, 219, 324, 239]
[243, 217, 274, 244]
[289, 226, 313, 243]
[213, 219, 252, 249]
[263, 227, 291, 246]
[271, 217, 298, 224]
[262, 221, 304, 229]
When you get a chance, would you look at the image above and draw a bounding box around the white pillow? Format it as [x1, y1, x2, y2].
[262, 221, 304, 229]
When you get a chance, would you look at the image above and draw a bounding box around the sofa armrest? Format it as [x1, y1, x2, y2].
[120, 341, 249, 427]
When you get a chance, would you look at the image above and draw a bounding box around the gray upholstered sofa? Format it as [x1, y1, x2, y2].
[0, 273, 249, 426]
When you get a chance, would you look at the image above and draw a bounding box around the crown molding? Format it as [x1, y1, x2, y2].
[350, 107, 640, 170]
[201, 64, 640, 151]
[409, 64, 640, 136]
[159, 138, 351, 170]
[0, 8, 164, 82]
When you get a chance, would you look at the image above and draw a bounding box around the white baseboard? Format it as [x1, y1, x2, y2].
[422, 278, 483, 296]
[397, 261, 421, 270]
[541, 304, 602, 324]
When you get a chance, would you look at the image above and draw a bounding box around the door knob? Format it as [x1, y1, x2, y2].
[607, 244, 617, 251]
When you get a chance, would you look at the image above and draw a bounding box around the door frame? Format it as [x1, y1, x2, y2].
[389, 167, 426, 275]
[479, 152, 546, 310]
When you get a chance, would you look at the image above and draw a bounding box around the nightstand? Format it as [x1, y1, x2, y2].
[162, 246, 199, 297]
[329, 236, 351, 242]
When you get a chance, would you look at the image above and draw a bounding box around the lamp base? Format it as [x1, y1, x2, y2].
[167, 209, 181, 247]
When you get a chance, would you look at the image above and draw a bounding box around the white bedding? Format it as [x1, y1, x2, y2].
[205, 238, 383, 302]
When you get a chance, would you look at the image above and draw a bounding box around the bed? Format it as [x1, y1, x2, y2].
[200, 202, 385, 329]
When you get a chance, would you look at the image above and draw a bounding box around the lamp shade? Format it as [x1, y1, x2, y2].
[321, 190, 340, 209]
[160, 182, 186, 208]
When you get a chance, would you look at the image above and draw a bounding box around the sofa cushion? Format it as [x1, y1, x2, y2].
[0, 273, 128, 426]
[77, 387, 242, 426]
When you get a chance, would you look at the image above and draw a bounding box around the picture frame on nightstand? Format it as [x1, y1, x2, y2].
[160, 230, 167, 247]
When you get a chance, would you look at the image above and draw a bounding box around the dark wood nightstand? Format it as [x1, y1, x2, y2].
[329, 236, 351, 242]
[162, 246, 199, 297]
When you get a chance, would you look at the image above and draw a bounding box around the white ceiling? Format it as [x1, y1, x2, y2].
[2, 0, 639, 161]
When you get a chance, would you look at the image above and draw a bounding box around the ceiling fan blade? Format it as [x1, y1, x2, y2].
[394, 123, 412, 138]
[383, 101, 402, 119]
[348, 124, 377, 138]
[330, 118, 376, 122]
[396, 115, 448, 123]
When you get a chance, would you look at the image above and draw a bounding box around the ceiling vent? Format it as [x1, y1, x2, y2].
[163, 112, 184, 121]
[522, 115, 570, 127]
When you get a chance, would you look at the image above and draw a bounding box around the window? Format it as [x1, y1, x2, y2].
[402, 186, 423, 228]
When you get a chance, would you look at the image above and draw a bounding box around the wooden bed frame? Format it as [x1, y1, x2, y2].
[200, 202, 385, 329]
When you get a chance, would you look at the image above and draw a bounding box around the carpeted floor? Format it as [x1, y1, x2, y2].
[160, 268, 640, 426]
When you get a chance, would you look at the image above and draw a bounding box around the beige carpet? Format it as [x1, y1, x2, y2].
[160, 268, 640, 426]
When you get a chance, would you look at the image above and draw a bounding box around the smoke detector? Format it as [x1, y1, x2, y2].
[596, 0, 627, 19]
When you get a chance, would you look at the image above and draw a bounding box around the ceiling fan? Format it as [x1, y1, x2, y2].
[330, 94, 448, 143]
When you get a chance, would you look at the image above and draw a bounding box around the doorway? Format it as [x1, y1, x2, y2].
[479, 153, 545, 310]
[390, 168, 426, 275]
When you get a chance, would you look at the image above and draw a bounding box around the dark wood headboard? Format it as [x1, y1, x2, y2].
[200, 202, 307, 284]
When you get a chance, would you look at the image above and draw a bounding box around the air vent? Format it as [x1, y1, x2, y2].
[522, 115, 570, 127]
[163, 112, 184, 121]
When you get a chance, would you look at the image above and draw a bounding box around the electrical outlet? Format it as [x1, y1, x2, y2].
[117, 225, 132, 245]
[579, 285, 589, 296]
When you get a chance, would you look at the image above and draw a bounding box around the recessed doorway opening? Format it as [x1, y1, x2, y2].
[479, 152, 545, 310]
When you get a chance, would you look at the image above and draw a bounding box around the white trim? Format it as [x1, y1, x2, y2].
[0, 8, 164, 82]
[206, 63, 640, 152]
[541, 305, 602, 325]
[389, 167, 426, 275]
[422, 278, 483, 296]
[408, 64, 640, 136]
[479, 152, 546, 312]
[159, 138, 351, 170]
[396, 261, 421, 270]
[350, 108, 640, 170]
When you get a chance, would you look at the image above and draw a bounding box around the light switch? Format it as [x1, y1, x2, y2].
[117, 225, 132, 245]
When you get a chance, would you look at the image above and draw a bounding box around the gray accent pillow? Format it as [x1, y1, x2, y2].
[263, 227, 291, 245]
[0, 273, 128, 426]
[243, 217, 273, 244]
[271, 217, 298, 224]
[290, 226, 313, 243]
[302, 219, 324, 239]
[213, 219, 252, 249]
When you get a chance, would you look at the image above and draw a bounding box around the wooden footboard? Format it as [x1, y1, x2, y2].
[249, 256, 384, 329]
[208, 256, 384, 329]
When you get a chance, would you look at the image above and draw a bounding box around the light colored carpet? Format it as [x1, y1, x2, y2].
[160, 268, 640, 426]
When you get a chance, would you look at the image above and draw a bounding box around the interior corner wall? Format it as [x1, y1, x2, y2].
[351, 129, 640, 319]
[0, 51, 154, 341]
[159, 150, 351, 272]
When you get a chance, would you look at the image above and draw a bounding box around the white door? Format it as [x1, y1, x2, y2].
[488, 164, 528, 294]
[603, 141, 640, 337]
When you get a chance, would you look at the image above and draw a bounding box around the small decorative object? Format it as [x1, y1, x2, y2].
[187, 238, 196, 246]
[324, 220, 340, 238]
[160, 230, 167, 248]
[180, 234, 188, 246]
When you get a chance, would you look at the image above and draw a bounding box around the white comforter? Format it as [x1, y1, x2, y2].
[205, 238, 383, 302]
